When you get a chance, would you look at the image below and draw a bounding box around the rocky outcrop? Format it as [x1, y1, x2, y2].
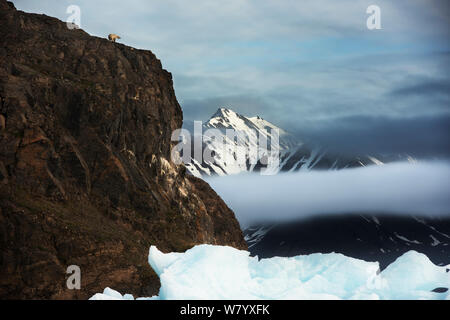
[0, 0, 246, 299]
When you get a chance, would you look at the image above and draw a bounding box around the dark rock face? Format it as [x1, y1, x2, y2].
[0, 1, 246, 299]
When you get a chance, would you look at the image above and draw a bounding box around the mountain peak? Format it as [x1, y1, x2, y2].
[207, 107, 287, 134]
[211, 107, 235, 118]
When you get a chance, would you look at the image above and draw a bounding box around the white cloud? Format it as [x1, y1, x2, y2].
[206, 161, 450, 228]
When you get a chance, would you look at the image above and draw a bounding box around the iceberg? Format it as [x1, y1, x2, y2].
[90, 245, 450, 300]
[90, 287, 137, 300]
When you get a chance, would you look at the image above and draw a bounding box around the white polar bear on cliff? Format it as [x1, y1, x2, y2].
[108, 34, 121, 42]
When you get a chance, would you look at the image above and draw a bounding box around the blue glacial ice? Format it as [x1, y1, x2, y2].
[90, 244, 450, 300]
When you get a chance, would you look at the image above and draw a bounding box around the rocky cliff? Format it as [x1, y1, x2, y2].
[0, 0, 246, 299]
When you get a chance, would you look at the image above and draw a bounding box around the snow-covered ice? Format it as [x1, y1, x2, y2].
[90, 245, 450, 300]
[90, 288, 137, 300]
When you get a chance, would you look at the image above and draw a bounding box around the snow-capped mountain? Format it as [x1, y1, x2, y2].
[183, 107, 299, 177]
[182, 107, 409, 177]
[205, 107, 298, 150]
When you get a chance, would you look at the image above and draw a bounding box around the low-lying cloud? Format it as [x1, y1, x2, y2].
[206, 161, 450, 228]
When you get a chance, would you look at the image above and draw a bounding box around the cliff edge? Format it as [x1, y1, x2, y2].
[0, 0, 246, 299]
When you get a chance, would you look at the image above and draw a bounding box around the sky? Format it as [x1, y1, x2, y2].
[12, 0, 450, 157]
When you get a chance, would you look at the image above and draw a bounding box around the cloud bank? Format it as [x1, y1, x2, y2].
[206, 162, 450, 228]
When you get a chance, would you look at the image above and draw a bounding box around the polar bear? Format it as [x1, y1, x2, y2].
[108, 34, 121, 42]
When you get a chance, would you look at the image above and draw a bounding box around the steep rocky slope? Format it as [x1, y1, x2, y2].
[0, 1, 246, 299]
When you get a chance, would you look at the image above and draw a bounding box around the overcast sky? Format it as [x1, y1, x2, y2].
[13, 0, 450, 157]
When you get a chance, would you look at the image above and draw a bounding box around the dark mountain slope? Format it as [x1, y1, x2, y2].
[245, 215, 450, 269]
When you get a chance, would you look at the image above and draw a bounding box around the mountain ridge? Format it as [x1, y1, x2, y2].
[182, 107, 411, 177]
